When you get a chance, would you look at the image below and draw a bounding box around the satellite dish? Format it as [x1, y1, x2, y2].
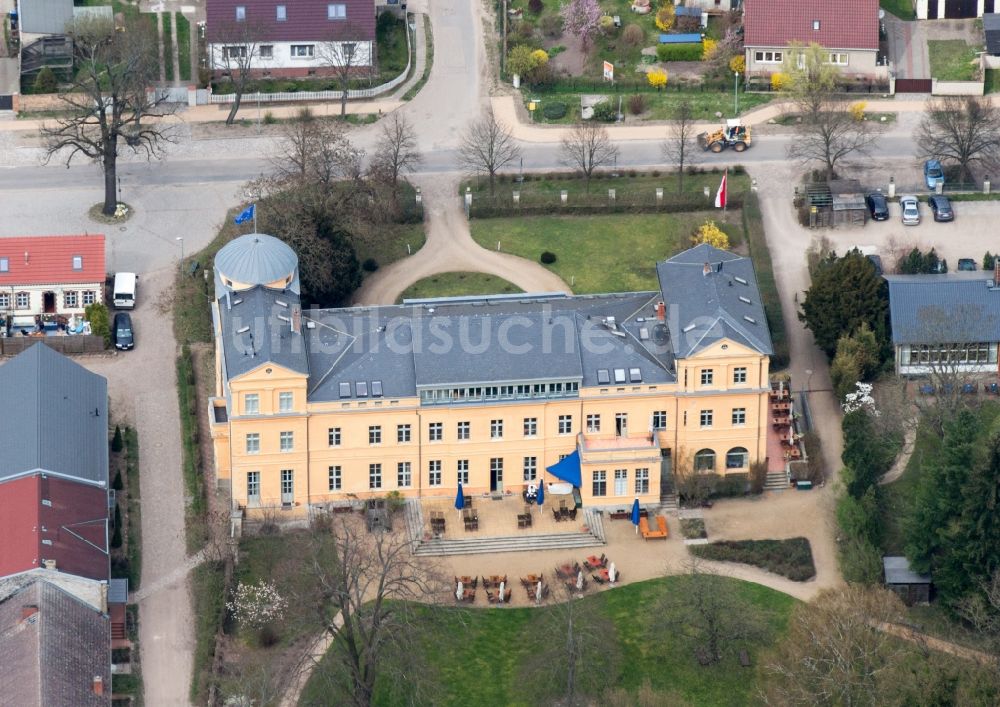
[879, 8, 885, 18]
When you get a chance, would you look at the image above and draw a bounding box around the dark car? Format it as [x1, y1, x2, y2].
[865, 193, 889, 221]
[866, 254, 883, 275]
[928, 194, 954, 222]
[113, 312, 134, 351]
[958, 258, 977, 271]
[930, 259, 948, 274]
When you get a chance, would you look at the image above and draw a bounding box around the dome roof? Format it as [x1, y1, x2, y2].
[215, 233, 297, 287]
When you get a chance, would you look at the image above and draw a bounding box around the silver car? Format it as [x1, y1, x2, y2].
[900, 195, 920, 226]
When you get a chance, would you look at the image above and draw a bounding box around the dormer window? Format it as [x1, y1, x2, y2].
[236, 5, 246, 21]
[72, 255, 82, 270]
[328, 3, 346, 20]
[276, 4, 286, 21]
[0, 258, 7, 272]
[812, 20, 820, 30]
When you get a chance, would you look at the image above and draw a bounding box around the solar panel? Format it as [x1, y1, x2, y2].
[339, 382, 351, 398]
[371, 380, 383, 397]
[614, 368, 626, 384]
[356, 381, 368, 397]
[629, 368, 642, 382]
[597, 369, 610, 384]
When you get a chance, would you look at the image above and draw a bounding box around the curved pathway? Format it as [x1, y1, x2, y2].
[352, 175, 571, 305]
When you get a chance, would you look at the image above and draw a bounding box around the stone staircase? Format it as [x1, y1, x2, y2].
[658, 494, 679, 512]
[404, 500, 606, 557]
[765, 470, 789, 492]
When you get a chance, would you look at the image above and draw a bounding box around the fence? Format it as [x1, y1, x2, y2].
[0, 335, 105, 355]
[468, 190, 743, 219]
[208, 15, 412, 105]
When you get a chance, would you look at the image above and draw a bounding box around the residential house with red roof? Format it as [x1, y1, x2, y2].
[742, 0, 882, 79]
[205, 0, 378, 78]
[0, 234, 105, 327]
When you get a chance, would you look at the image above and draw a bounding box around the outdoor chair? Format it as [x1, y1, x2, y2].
[500, 587, 512, 603]
[462, 588, 476, 603]
[568, 508, 577, 521]
[592, 573, 605, 585]
[485, 589, 496, 603]
[552, 508, 562, 522]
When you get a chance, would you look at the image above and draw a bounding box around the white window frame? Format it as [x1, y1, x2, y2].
[235, 5, 246, 21]
[328, 465, 341, 491]
[369, 463, 382, 489]
[245, 394, 259, 415]
[328, 427, 341, 446]
[829, 52, 849, 66]
[247, 471, 260, 501]
[523, 456, 537, 481]
[586, 414, 601, 433]
[613, 468, 628, 496]
[278, 391, 293, 412]
[428, 422, 443, 441]
[258, 44, 274, 59]
[754, 50, 783, 64]
[457, 421, 470, 440]
[490, 419, 503, 439]
[82, 291, 96, 305]
[732, 408, 747, 426]
[523, 417, 537, 437]
[0, 257, 7, 272]
[398, 461, 412, 488]
[428, 460, 442, 486]
[397, 424, 411, 443]
[290, 44, 315, 58]
[276, 4, 287, 21]
[700, 369, 714, 385]
[700, 410, 713, 428]
[72, 255, 83, 270]
[0, 293, 8, 309]
[246, 433, 260, 454]
[733, 367, 747, 384]
[558, 415, 572, 435]
[14, 291, 29, 309]
[279, 431, 294, 452]
[652, 411, 667, 430]
[64, 291, 78, 308]
[457, 460, 469, 486]
[327, 3, 346, 20]
[592, 470, 607, 497]
[635, 468, 649, 494]
[369, 425, 382, 445]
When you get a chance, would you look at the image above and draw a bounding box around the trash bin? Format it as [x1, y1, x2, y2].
[795, 480, 813, 491]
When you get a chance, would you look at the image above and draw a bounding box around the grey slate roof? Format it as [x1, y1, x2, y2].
[883, 556, 931, 585]
[18, 0, 72, 35]
[656, 243, 774, 357]
[0, 344, 108, 487]
[302, 292, 675, 401]
[986, 14, 1000, 54]
[218, 286, 309, 379]
[0, 578, 110, 707]
[214, 233, 299, 298]
[884, 273, 1000, 345]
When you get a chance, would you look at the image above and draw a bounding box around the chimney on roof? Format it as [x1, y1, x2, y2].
[92, 677, 104, 696]
[292, 305, 301, 334]
[703, 262, 711, 276]
[656, 301, 666, 321]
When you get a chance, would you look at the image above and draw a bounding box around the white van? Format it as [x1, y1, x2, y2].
[113, 272, 138, 309]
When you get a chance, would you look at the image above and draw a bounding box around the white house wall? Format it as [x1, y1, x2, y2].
[209, 40, 373, 73]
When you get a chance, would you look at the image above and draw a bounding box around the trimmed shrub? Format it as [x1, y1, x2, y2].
[362, 258, 379, 272]
[85, 303, 111, 346]
[690, 538, 817, 581]
[540, 251, 557, 264]
[627, 93, 647, 114]
[622, 23, 644, 46]
[113, 470, 124, 491]
[592, 100, 618, 122]
[656, 42, 703, 62]
[542, 101, 567, 119]
[112, 425, 124, 452]
[33, 67, 58, 94]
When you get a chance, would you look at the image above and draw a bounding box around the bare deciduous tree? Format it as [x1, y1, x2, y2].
[457, 108, 521, 195]
[520, 582, 621, 705]
[371, 113, 422, 192]
[560, 121, 619, 192]
[211, 19, 266, 126]
[297, 516, 444, 707]
[917, 96, 1000, 183]
[662, 99, 698, 194]
[42, 16, 173, 215]
[271, 108, 365, 188]
[655, 557, 768, 665]
[761, 586, 908, 706]
[319, 32, 370, 118]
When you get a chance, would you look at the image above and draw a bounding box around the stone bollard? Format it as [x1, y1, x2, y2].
[561, 190, 568, 205]
[656, 187, 663, 204]
[513, 190, 520, 205]
[985, 176, 992, 195]
[888, 177, 896, 199]
[935, 182, 943, 195]
[609, 188, 616, 203]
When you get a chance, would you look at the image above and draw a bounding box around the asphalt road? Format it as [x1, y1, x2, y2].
[0, 133, 920, 191]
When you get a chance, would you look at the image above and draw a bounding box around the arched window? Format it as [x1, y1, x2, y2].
[726, 447, 749, 469]
[694, 449, 716, 472]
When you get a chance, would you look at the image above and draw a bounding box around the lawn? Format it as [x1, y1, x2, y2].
[191, 561, 227, 704]
[397, 272, 523, 303]
[986, 68, 1000, 94]
[470, 212, 743, 293]
[299, 575, 797, 706]
[526, 88, 774, 124]
[690, 538, 816, 581]
[928, 40, 980, 81]
[376, 13, 409, 78]
[880, 0, 915, 18]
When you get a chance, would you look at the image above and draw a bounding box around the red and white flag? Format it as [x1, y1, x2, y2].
[714, 170, 728, 209]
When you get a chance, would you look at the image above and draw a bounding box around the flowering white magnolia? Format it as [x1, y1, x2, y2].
[226, 580, 288, 630]
[842, 382, 879, 417]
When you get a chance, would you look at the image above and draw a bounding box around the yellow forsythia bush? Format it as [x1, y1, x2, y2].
[655, 4, 675, 31]
[531, 49, 549, 66]
[692, 220, 730, 249]
[702, 38, 718, 61]
[770, 72, 790, 91]
[647, 67, 668, 89]
[729, 55, 745, 74]
[850, 101, 867, 121]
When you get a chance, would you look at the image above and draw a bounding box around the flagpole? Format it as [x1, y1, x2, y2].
[253, 204, 257, 233]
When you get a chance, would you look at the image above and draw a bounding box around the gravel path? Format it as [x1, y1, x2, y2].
[351, 175, 571, 305]
[84, 268, 194, 707]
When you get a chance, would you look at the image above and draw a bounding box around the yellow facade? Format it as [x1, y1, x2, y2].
[211, 337, 770, 516]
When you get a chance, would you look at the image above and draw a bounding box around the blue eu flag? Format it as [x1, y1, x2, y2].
[234, 204, 255, 225]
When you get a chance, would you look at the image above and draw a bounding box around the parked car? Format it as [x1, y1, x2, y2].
[866, 254, 883, 275]
[930, 259, 948, 274]
[900, 195, 920, 225]
[113, 312, 134, 351]
[958, 258, 977, 271]
[924, 160, 945, 190]
[865, 192, 889, 221]
[928, 194, 954, 222]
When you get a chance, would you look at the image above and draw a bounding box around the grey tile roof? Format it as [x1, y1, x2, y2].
[303, 292, 674, 401]
[657, 243, 774, 357]
[883, 556, 931, 585]
[0, 344, 108, 487]
[986, 14, 1000, 54]
[0, 578, 110, 707]
[218, 287, 309, 379]
[885, 273, 1000, 345]
[214, 234, 300, 298]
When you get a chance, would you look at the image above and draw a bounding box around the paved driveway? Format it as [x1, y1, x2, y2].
[886, 16, 930, 79]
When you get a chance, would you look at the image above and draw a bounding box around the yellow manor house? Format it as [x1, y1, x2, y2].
[208, 234, 774, 518]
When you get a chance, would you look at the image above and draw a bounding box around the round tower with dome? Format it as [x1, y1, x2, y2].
[213, 233, 300, 300]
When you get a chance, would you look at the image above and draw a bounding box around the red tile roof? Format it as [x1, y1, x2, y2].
[0, 476, 109, 582]
[744, 0, 879, 51]
[206, 0, 376, 43]
[0, 235, 105, 286]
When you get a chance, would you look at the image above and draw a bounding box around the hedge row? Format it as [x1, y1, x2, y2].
[656, 43, 703, 62]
